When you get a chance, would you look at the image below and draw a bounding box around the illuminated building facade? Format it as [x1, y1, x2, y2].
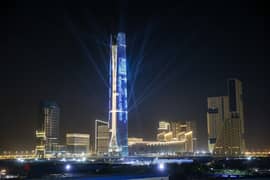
[157, 121, 171, 142]
[129, 140, 186, 156]
[184, 131, 193, 153]
[207, 79, 245, 156]
[128, 137, 144, 145]
[158, 121, 171, 133]
[156, 121, 195, 152]
[186, 121, 197, 152]
[170, 122, 183, 139]
[95, 120, 109, 156]
[108, 32, 128, 156]
[228, 79, 245, 154]
[40, 101, 60, 154]
[35, 130, 46, 158]
[207, 96, 229, 153]
[66, 133, 90, 154]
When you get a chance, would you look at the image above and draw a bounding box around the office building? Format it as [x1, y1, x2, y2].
[95, 120, 109, 156]
[157, 121, 171, 141]
[170, 121, 182, 140]
[207, 79, 245, 156]
[156, 121, 195, 152]
[35, 130, 46, 158]
[128, 137, 144, 146]
[66, 133, 90, 155]
[228, 79, 245, 154]
[108, 32, 128, 156]
[129, 139, 186, 156]
[184, 131, 193, 153]
[187, 121, 198, 152]
[207, 96, 229, 153]
[158, 121, 171, 133]
[38, 101, 60, 154]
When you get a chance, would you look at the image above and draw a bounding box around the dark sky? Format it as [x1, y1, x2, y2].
[1, 1, 269, 151]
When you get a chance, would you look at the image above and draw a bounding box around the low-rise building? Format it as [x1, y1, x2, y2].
[66, 133, 90, 155]
[95, 120, 109, 156]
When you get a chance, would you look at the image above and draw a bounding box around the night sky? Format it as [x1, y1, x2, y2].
[1, 1, 269, 151]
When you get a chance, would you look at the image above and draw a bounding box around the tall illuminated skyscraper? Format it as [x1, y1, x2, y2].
[108, 32, 128, 156]
[207, 79, 245, 156]
[228, 79, 245, 154]
[41, 101, 60, 154]
[207, 96, 229, 153]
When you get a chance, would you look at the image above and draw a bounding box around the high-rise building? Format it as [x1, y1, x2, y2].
[108, 32, 128, 156]
[95, 120, 109, 156]
[207, 79, 245, 156]
[40, 101, 60, 154]
[228, 79, 245, 154]
[207, 96, 229, 153]
[66, 133, 90, 154]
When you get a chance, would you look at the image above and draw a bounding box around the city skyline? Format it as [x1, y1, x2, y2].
[1, 2, 269, 151]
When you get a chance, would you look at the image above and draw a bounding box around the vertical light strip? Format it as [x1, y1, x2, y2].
[112, 45, 117, 141]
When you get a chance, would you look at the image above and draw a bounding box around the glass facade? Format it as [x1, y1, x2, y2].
[109, 33, 128, 156]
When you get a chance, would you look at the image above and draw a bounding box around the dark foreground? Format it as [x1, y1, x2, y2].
[0, 157, 270, 179]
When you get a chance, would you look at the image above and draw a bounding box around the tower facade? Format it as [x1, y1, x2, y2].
[207, 96, 229, 153]
[228, 79, 245, 154]
[41, 101, 60, 154]
[207, 79, 245, 156]
[108, 32, 128, 156]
